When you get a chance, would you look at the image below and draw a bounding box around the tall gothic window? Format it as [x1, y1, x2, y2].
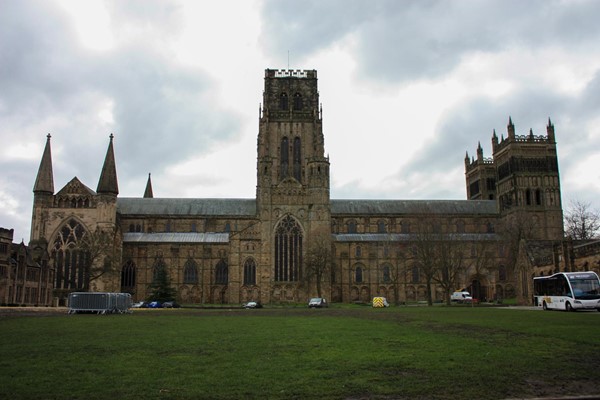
[280, 137, 289, 179]
[293, 92, 303, 110]
[52, 219, 89, 290]
[381, 264, 391, 283]
[355, 265, 364, 283]
[274, 216, 303, 282]
[121, 260, 136, 289]
[293, 137, 301, 181]
[183, 258, 198, 284]
[153, 256, 167, 282]
[215, 259, 228, 285]
[279, 92, 288, 110]
[243, 258, 257, 285]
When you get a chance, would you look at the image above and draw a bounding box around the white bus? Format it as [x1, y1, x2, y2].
[533, 271, 600, 311]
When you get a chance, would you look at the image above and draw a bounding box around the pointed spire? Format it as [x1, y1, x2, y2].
[547, 117, 555, 142]
[476, 141, 483, 161]
[33, 134, 54, 194]
[507, 116, 515, 139]
[491, 129, 498, 151]
[144, 173, 154, 198]
[97, 134, 119, 195]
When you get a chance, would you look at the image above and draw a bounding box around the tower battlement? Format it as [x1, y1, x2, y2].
[266, 69, 316, 79]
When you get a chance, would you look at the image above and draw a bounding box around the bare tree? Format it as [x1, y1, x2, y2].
[305, 227, 333, 298]
[432, 238, 468, 305]
[77, 227, 121, 291]
[564, 200, 600, 240]
[412, 213, 440, 306]
[468, 240, 497, 301]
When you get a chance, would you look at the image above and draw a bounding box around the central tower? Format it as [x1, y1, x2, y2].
[256, 69, 331, 302]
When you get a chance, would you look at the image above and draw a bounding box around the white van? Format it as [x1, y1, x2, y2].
[451, 291, 472, 303]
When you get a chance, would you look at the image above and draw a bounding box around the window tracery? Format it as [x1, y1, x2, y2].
[274, 215, 303, 282]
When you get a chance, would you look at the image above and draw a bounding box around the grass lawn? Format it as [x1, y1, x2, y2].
[1, 306, 599, 399]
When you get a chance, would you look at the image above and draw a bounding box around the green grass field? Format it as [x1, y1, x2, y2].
[1, 306, 599, 399]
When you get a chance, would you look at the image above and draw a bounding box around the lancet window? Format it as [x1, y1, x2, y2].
[121, 260, 136, 289]
[293, 137, 301, 181]
[215, 259, 228, 285]
[243, 258, 257, 285]
[280, 137, 289, 179]
[183, 258, 198, 284]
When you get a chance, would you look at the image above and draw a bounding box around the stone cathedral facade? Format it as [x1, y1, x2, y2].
[28, 69, 568, 306]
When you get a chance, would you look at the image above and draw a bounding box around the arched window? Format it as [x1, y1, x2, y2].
[411, 265, 420, 283]
[153, 256, 167, 282]
[498, 265, 507, 282]
[243, 258, 257, 285]
[381, 264, 391, 283]
[347, 220, 357, 234]
[129, 224, 135, 232]
[215, 259, 228, 285]
[52, 219, 89, 290]
[274, 215, 303, 282]
[355, 265, 363, 283]
[526, 189, 532, 206]
[279, 92, 288, 110]
[293, 137, 301, 181]
[293, 92, 303, 110]
[377, 220, 386, 233]
[355, 246, 362, 258]
[183, 258, 198, 284]
[121, 260, 136, 289]
[280, 137, 289, 179]
[400, 221, 410, 234]
[224, 222, 231, 233]
[535, 189, 542, 205]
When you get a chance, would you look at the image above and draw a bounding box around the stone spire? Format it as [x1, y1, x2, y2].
[97, 134, 119, 195]
[33, 134, 54, 194]
[143, 173, 154, 198]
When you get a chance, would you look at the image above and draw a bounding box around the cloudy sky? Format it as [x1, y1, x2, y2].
[2, 0, 600, 242]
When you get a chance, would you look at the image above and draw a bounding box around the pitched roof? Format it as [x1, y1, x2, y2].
[333, 233, 500, 242]
[117, 198, 257, 217]
[123, 232, 229, 244]
[330, 199, 497, 216]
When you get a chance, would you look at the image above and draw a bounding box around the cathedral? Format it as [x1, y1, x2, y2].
[25, 69, 568, 306]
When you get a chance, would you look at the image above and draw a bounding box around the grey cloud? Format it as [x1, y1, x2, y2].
[261, 0, 600, 83]
[0, 0, 241, 191]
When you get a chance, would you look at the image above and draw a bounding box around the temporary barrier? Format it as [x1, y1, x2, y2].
[372, 297, 390, 308]
[68, 292, 132, 314]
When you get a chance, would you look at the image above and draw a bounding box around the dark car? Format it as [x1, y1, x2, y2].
[162, 301, 181, 308]
[308, 298, 328, 308]
[243, 301, 263, 309]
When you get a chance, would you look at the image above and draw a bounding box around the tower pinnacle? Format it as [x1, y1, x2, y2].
[97, 134, 119, 195]
[33, 134, 54, 194]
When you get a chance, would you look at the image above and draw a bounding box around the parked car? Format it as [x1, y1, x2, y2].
[131, 301, 146, 308]
[147, 301, 162, 308]
[162, 301, 181, 308]
[308, 298, 328, 308]
[243, 301, 263, 309]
